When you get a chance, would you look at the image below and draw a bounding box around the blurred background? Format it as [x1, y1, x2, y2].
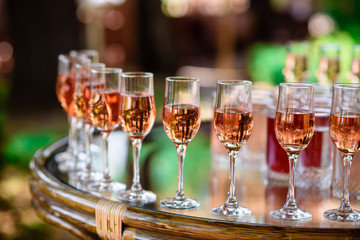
[0, 0, 359, 239]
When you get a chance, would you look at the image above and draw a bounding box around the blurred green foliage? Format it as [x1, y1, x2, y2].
[308, 31, 354, 83]
[248, 32, 355, 85]
[318, 0, 360, 42]
[0, 76, 9, 169]
[248, 43, 287, 85]
[3, 131, 58, 169]
[249, 0, 360, 86]
[148, 125, 211, 199]
[12, 224, 52, 240]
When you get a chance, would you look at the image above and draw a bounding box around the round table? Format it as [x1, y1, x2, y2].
[29, 124, 360, 239]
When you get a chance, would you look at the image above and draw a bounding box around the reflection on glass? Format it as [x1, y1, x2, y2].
[283, 41, 309, 83]
[317, 43, 340, 85]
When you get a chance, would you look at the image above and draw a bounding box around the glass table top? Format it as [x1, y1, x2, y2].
[50, 122, 360, 229]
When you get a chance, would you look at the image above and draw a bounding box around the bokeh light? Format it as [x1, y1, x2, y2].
[161, 0, 250, 18]
[104, 43, 125, 67]
[308, 12, 335, 37]
[76, 3, 96, 24]
[289, 0, 312, 22]
[0, 41, 14, 73]
[87, 0, 126, 7]
[162, 0, 189, 18]
[0, 41, 13, 62]
[103, 9, 125, 30]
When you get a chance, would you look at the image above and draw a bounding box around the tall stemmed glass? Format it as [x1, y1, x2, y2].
[55, 54, 78, 171]
[73, 61, 105, 184]
[118, 72, 156, 203]
[160, 77, 201, 209]
[69, 50, 99, 161]
[324, 83, 360, 222]
[88, 68, 126, 194]
[211, 80, 253, 217]
[270, 83, 315, 221]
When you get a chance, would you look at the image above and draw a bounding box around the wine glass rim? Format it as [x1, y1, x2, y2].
[333, 83, 360, 89]
[122, 72, 153, 78]
[58, 54, 70, 62]
[91, 62, 106, 69]
[79, 49, 99, 56]
[92, 67, 123, 73]
[279, 82, 314, 88]
[166, 76, 199, 82]
[217, 80, 252, 85]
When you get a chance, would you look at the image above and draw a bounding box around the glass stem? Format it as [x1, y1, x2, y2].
[226, 150, 238, 206]
[131, 138, 143, 192]
[69, 116, 77, 155]
[285, 154, 298, 209]
[340, 154, 353, 212]
[175, 144, 187, 200]
[76, 120, 85, 154]
[84, 123, 92, 173]
[102, 131, 111, 184]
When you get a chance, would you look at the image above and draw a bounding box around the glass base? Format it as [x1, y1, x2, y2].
[78, 170, 103, 182]
[87, 180, 126, 196]
[118, 189, 156, 204]
[90, 143, 102, 154]
[160, 197, 199, 210]
[211, 204, 251, 217]
[270, 207, 312, 221]
[72, 171, 104, 190]
[324, 208, 360, 222]
[58, 158, 87, 173]
[55, 151, 72, 163]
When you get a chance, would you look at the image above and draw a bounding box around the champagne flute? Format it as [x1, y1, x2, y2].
[349, 45, 360, 83]
[324, 83, 360, 222]
[55, 54, 79, 172]
[73, 61, 105, 185]
[270, 82, 315, 221]
[283, 41, 309, 83]
[70, 50, 99, 166]
[118, 72, 156, 203]
[88, 67, 126, 194]
[317, 43, 340, 85]
[211, 80, 253, 217]
[160, 77, 201, 209]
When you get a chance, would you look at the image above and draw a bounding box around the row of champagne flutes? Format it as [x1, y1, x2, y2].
[269, 82, 360, 222]
[55, 50, 360, 221]
[55, 50, 201, 208]
[56, 51, 156, 202]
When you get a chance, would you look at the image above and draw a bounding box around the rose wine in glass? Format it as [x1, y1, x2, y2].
[73, 62, 105, 186]
[118, 72, 156, 204]
[160, 77, 201, 209]
[55, 54, 80, 172]
[270, 82, 314, 221]
[88, 68, 126, 194]
[211, 80, 253, 217]
[163, 104, 200, 144]
[324, 83, 360, 222]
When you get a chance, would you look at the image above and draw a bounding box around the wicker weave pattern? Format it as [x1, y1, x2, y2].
[96, 199, 128, 240]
